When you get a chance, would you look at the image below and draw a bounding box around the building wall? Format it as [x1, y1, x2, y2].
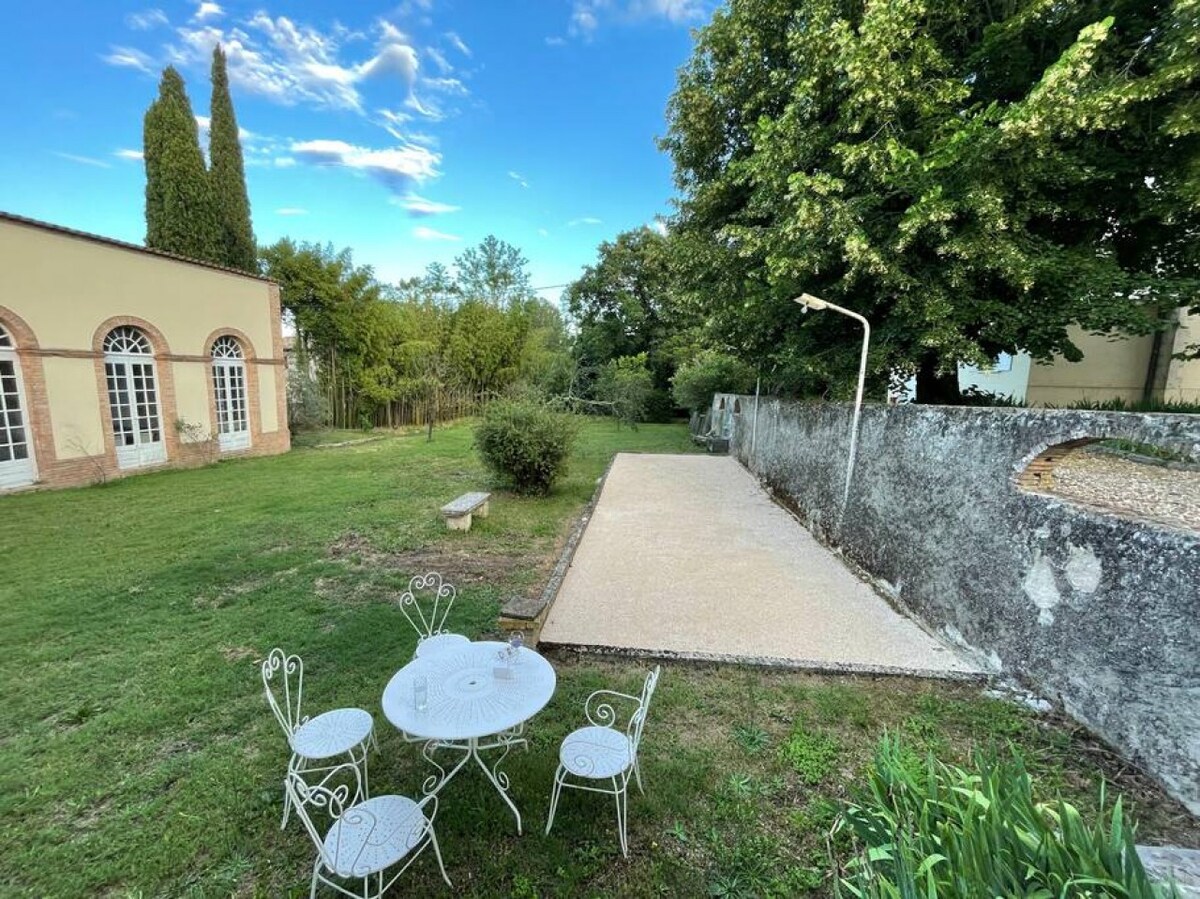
[1025, 326, 1156, 406]
[1164, 311, 1200, 404]
[0, 217, 289, 491]
[724, 395, 1200, 814]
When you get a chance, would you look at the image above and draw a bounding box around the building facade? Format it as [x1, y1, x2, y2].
[0, 212, 289, 492]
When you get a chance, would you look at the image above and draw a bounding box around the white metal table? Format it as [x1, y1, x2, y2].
[381, 641, 556, 834]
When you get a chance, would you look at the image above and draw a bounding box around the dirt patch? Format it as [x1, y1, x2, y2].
[328, 531, 538, 585]
[221, 646, 257, 663]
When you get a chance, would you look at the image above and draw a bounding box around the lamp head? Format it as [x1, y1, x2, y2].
[793, 293, 828, 312]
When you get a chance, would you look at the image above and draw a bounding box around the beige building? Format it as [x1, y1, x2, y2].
[0, 212, 289, 492]
[1023, 319, 1200, 406]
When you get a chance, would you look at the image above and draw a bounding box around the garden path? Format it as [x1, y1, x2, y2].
[540, 453, 980, 677]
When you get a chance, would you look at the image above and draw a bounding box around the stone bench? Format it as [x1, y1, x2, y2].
[441, 491, 491, 531]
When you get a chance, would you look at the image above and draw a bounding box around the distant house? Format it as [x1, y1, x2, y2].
[0, 212, 290, 492]
[896, 317, 1200, 405]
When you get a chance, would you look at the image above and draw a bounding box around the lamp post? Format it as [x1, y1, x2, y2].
[793, 293, 871, 516]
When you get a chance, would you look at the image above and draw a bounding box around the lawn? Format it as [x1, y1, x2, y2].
[0, 419, 1193, 897]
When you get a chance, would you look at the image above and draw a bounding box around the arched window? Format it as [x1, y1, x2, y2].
[211, 335, 250, 451]
[0, 324, 37, 489]
[103, 326, 166, 469]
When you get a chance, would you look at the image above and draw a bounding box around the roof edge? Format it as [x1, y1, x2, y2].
[0, 211, 276, 284]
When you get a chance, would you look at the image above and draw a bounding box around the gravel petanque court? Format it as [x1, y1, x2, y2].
[540, 453, 980, 676]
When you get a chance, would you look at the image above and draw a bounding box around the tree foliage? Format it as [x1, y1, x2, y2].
[662, 0, 1200, 402]
[208, 46, 256, 273]
[455, 235, 534, 307]
[595, 353, 656, 426]
[672, 350, 757, 412]
[259, 235, 572, 429]
[143, 67, 221, 262]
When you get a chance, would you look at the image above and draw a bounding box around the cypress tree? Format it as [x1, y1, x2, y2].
[143, 66, 221, 262]
[208, 45, 257, 273]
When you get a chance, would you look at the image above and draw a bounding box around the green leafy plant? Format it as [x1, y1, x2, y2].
[834, 736, 1177, 898]
[733, 723, 770, 754]
[781, 728, 840, 785]
[474, 399, 579, 494]
[672, 351, 757, 412]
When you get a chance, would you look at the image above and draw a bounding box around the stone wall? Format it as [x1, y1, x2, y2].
[722, 396, 1200, 815]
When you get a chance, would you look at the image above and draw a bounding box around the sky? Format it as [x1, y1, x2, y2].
[0, 1, 711, 300]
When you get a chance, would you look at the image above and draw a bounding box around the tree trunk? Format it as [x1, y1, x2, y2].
[915, 355, 962, 405]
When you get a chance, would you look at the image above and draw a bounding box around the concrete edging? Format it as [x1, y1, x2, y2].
[499, 454, 620, 633]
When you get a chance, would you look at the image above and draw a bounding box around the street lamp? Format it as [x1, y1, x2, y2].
[793, 293, 871, 516]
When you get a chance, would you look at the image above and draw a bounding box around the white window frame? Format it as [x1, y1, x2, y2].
[0, 325, 37, 490]
[103, 327, 167, 470]
[211, 336, 251, 452]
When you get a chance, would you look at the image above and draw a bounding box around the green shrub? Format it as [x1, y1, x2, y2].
[595, 353, 655, 426]
[781, 727, 840, 784]
[834, 736, 1175, 898]
[474, 399, 578, 494]
[672, 350, 756, 412]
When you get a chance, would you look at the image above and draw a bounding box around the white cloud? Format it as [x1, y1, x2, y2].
[276, 207, 308, 216]
[445, 31, 471, 57]
[194, 114, 256, 142]
[538, 228, 550, 237]
[545, 36, 567, 47]
[413, 225, 460, 241]
[126, 9, 168, 31]
[427, 47, 452, 74]
[275, 156, 297, 167]
[53, 152, 112, 169]
[568, 0, 708, 37]
[102, 46, 155, 74]
[194, 2, 223, 22]
[650, 219, 668, 235]
[114, 148, 144, 161]
[396, 195, 460, 216]
[291, 139, 440, 193]
[508, 170, 529, 188]
[568, 216, 603, 226]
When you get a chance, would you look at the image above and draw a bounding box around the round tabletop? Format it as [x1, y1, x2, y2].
[382, 641, 557, 741]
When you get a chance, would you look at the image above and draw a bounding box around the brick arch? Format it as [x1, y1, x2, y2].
[91, 315, 173, 356]
[90, 315, 180, 467]
[0, 305, 41, 349]
[0, 305, 54, 484]
[1015, 437, 1100, 491]
[202, 327, 258, 360]
[200, 327, 262, 452]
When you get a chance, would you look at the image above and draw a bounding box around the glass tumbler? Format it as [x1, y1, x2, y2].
[414, 675, 428, 712]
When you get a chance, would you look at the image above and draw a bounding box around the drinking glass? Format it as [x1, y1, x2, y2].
[414, 675, 428, 712]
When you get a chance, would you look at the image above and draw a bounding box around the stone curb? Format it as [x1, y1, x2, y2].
[499, 454, 619, 632]
[538, 642, 989, 682]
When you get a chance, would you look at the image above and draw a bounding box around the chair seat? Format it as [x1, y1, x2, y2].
[415, 632, 470, 658]
[560, 726, 633, 779]
[323, 795, 428, 878]
[291, 707, 373, 760]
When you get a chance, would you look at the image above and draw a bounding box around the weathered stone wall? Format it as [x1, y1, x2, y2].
[722, 396, 1200, 815]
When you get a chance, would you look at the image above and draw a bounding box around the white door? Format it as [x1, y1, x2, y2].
[103, 327, 166, 469]
[211, 336, 250, 452]
[0, 326, 36, 490]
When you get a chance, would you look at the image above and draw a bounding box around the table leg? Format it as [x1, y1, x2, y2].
[420, 739, 472, 796]
[470, 736, 523, 834]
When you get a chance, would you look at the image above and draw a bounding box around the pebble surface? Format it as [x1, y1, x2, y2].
[1050, 450, 1200, 532]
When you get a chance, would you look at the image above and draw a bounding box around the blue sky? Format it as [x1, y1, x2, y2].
[0, 1, 710, 299]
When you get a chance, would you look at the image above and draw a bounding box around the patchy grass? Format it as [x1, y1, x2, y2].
[0, 419, 1194, 897]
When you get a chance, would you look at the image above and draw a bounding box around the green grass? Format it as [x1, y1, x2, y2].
[0, 419, 1193, 897]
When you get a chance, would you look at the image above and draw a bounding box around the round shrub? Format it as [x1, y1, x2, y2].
[474, 400, 579, 494]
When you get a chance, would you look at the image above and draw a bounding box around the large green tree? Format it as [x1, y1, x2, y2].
[454, 235, 534, 307]
[566, 227, 699, 396]
[208, 45, 256, 273]
[143, 66, 221, 262]
[662, 0, 1200, 402]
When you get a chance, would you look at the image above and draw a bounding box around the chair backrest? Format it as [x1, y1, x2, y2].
[397, 572, 457, 642]
[262, 647, 306, 739]
[629, 666, 661, 755]
[284, 762, 361, 872]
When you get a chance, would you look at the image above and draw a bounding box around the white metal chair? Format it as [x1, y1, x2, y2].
[286, 762, 452, 897]
[397, 572, 469, 658]
[545, 666, 661, 857]
[262, 648, 376, 830]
